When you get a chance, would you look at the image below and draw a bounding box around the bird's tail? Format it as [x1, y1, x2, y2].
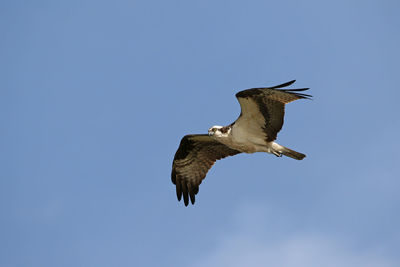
[271, 142, 306, 160]
[280, 145, 306, 160]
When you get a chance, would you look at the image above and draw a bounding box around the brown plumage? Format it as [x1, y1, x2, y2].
[171, 135, 240, 206]
[235, 80, 311, 142]
[171, 80, 311, 206]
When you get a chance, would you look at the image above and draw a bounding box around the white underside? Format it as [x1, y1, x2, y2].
[214, 123, 285, 154]
[211, 97, 286, 155]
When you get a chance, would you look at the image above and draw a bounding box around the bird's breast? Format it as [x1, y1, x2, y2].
[229, 124, 268, 153]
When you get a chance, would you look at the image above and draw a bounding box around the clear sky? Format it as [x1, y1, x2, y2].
[1, 0, 400, 266]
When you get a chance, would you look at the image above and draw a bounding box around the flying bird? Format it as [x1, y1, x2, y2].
[171, 80, 311, 206]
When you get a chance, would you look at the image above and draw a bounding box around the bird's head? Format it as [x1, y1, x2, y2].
[208, 125, 231, 138]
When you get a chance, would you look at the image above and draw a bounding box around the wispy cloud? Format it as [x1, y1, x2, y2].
[192, 202, 398, 267]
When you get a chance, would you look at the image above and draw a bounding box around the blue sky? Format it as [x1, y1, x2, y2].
[1, 0, 400, 266]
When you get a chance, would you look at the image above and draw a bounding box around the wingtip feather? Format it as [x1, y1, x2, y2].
[269, 80, 296, 89]
[182, 182, 189, 206]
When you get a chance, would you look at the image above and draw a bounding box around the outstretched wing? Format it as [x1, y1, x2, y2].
[235, 80, 311, 142]
[171, 134, 241, 206]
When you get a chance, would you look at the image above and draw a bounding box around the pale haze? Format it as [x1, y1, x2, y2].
[1, 1, 400, 266]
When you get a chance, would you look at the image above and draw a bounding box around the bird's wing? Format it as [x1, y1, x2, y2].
[234, 80, 311, 142]
[171, 134, 241, 206]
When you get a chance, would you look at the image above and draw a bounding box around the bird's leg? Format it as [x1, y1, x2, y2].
[269, 142, 284, 157]
[272, 151, 282, 157]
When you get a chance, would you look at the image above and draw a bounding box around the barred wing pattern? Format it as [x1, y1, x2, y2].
[171, 134, 241, 206]
[235, 80, 311, 142]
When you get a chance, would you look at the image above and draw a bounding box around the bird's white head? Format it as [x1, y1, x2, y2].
[208, 125, 231, 138]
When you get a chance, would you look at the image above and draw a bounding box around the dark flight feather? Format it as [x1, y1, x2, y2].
[171, 80, 311, 206]
[171, 134, 241, 206]
[235, 81, 312, 142]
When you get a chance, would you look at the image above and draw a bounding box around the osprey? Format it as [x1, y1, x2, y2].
[172, 80, 311, 206]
